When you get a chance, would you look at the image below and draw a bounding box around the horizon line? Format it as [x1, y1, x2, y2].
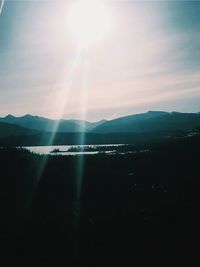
[1, 109, 200, 123]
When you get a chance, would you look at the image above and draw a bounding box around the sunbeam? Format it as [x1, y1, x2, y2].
[0, 0, 5, 15]
[76, 47, 90, 198]
[31, 44, 83, 202]
[45, 43, 83, 146]
[35, 44, 82, 177]
[70, 47, 90, 266]
[14, 45, 84, 243]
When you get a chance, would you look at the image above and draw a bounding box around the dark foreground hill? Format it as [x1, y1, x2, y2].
[0, 135, 199, 266]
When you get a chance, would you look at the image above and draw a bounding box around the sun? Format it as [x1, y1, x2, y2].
[67, 0, 112, 46]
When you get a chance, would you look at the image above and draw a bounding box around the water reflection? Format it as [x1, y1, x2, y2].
[23, 144, 124, 156]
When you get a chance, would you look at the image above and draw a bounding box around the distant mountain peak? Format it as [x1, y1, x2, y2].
[5, 114, 15, 119]
[21, 114, 33, 118]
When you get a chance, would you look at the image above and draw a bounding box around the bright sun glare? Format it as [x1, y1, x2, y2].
[67, 0, 112, 46]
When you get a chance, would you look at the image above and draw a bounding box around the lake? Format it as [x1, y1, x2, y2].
[23, 144, 124, 156]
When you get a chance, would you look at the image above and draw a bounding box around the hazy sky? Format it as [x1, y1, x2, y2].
[0, 0, 200, 121]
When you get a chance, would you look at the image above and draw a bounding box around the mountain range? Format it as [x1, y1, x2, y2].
[0, 111, 200, 145]
[91, 111, 200, 133]
[0, 114, 106, 132]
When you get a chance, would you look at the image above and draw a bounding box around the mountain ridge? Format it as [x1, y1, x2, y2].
[1, 111, 200, 135]
[0, 114, 106, 132]
[91, 111, 200, 133]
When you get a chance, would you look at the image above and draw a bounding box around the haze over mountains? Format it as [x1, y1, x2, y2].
[0, 111, 200, 146]
[1, 111, 200, 134]
[0, 114, 105, 132]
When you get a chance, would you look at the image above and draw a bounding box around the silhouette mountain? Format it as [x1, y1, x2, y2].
[0, 114, 106, 132]
[1, 112, 200, 138]
[91, 111, 200, 133]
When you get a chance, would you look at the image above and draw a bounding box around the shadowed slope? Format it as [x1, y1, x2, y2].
[0, 122, 38, 138]
[92, 111, 200, 133]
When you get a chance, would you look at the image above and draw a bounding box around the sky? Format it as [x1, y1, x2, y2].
[0, 0, 200, 121]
